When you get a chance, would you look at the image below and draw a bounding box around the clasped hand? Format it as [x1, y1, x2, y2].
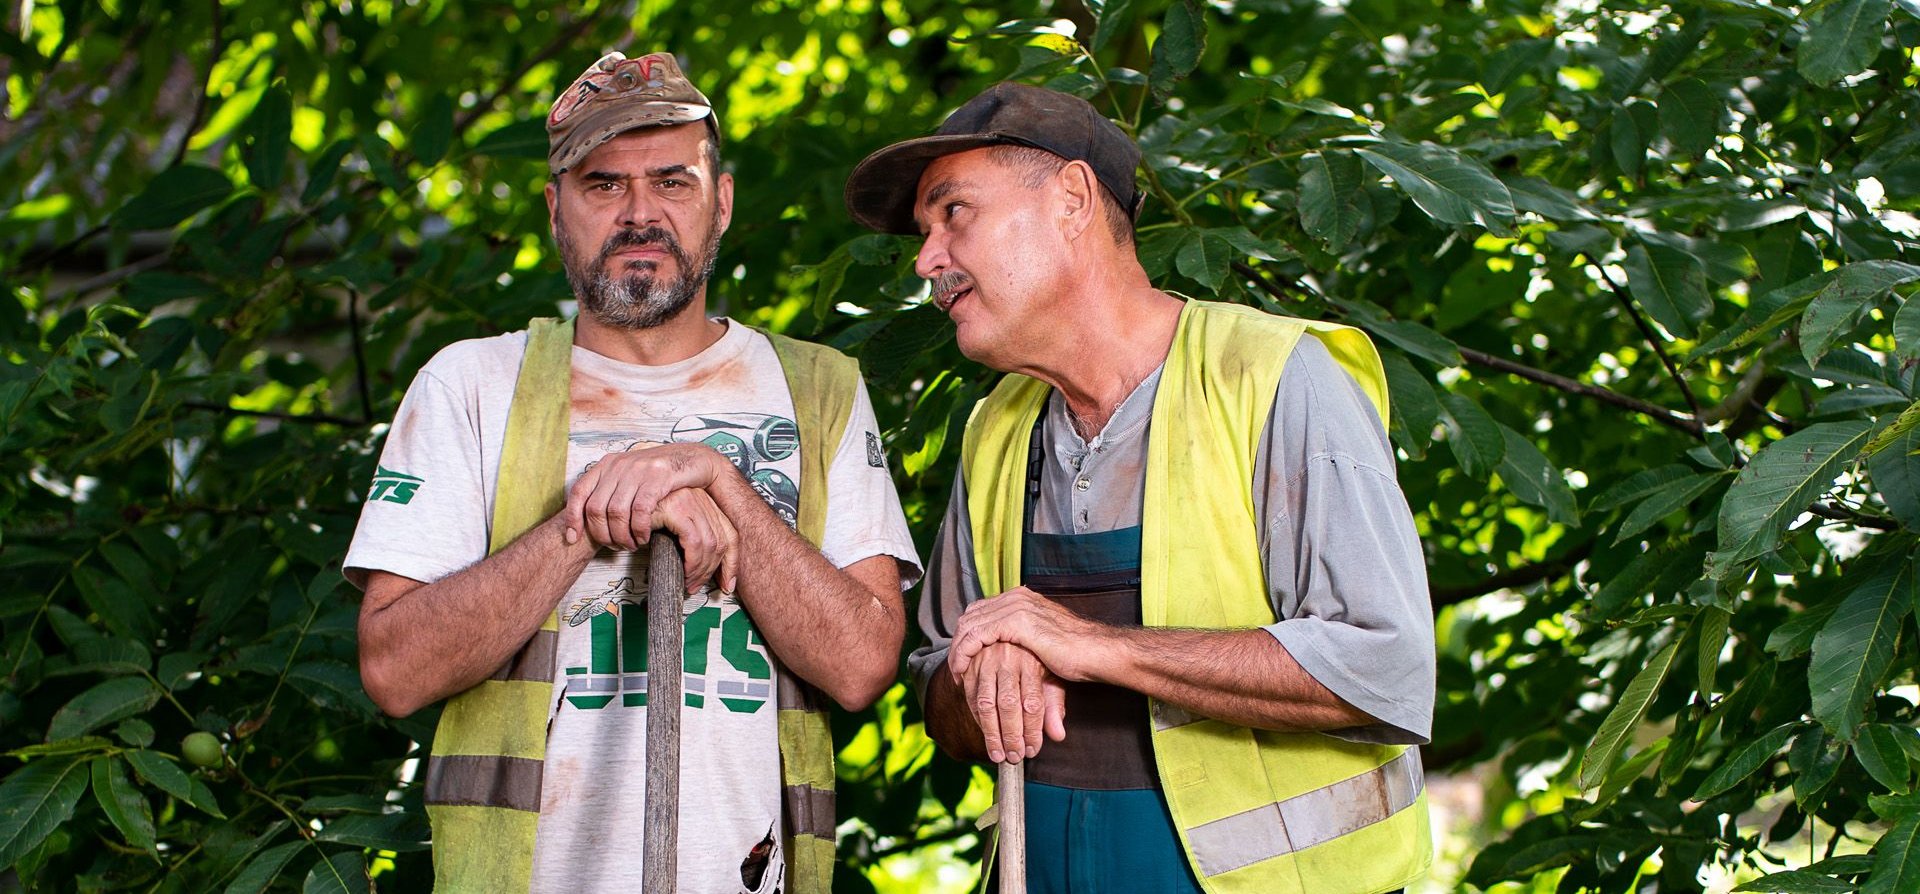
[948, 587, 1104, 764]
[562, 442, 739, 594]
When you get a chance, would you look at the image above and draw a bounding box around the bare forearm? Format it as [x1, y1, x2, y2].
[358, 513, 596, 716]
[1091, 627, 1371, 732]
[708, 468, 903, 709]
[922, 659, 993, 763]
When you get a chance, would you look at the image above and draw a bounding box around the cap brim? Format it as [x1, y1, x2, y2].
[550, 103, 715, 174]
[843, 133, 1014, 235]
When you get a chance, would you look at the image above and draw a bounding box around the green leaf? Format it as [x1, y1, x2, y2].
[1798, 0, 1895, 86]
[1590, 464, 1699, 513]
[1709, 421, 1874, 576]
[1795, 727, 1847, 809]
[0, 756, 91, 867]
[1089, 0, 1136, 53]
[1503, 175, 1596, 222]
[1859, 724, 1914, 793]
[91, 755, 157, 853]
[1801, 261, 1920, 367]
[1354, 142, 1515, 232]
[1864, 812, 1920, 894]
[46, 676, 160, 741]
[413, 93, 455, 167]
[114, 718, 155, 747]
[287, 660, 378, 717]
[1734, 868, 1860, 892]
[1810, 560, 1916, 737]
[1895, 298, 1920, 362]
[1692, 723, 1795, 800]
[1659, 79, 1724, 157]
[315, 812, 429, 851]
[300, 139, 354, 205]
[472, 117, 547, 160]
[1381, 352, 1439, 456]
[223, 840, 304, 894]
[243, 84, 292, 191]
[1580, 640, 1679, 789]
[1496, 424, 1578, 524]
[1440, 392, 1506, 479]
[303, 850, 370, 894]
[113, 165, 236, 230]
[1174, 229, 1230, 290]
[1621, 242, 1709, 339]
[1148, 0, 1206, 100]
[1866, 419, 1920, 529]
[1614, 471, 1725, 544]
[1697, 606, 1732, 699]
[124, 750, 193, 805]
[1298, 151, 1364, 251]
[5, 737, 111, 759]
[1610, 101, 1652, 178]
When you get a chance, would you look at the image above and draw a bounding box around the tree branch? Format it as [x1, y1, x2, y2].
[1431, 539, 1596, 608]
[183, 402, 367, 427]
[452, 10, 607, 140]
[1807, 503, 1899, 532]
[862, 822, 979, 862]
[1232, 260, 1704, 435]
[170, 0, 224, 169]
[1592, 263, 1706, 426]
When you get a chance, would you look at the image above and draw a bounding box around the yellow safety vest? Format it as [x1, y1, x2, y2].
[423, 318, 850, 893]
[961, 300, 1432, 894]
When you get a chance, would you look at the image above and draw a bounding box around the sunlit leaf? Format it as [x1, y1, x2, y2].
[1580, 640, 1678, 789]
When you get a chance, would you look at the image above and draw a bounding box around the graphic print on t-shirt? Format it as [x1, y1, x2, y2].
[559, 412, 794, 716]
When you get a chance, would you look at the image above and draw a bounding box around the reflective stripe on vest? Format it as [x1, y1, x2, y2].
[1186, 748, 1423, 877]
[961, 299, 1432, 894]
[425, 318, 855, 893]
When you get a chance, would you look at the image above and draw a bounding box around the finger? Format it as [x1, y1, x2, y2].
[665, 494, 719, 590]
[564, 467, 602, 543]
[582, 475, 618, 549]
[994, 656, 1024, 763]
[604, 471, 645, 552]
[715, 508, 740, 594]
[970, 663, 1006, 763]
[1043, 681, 1068, 742]
[1020, 661, 1045, 758]
[948, 631, 981, 676]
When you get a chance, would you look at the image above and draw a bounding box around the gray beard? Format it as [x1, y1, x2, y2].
[558, 220, 721, 330]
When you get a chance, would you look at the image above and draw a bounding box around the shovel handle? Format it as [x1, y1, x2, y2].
[644, 534, 685, 894]
[998, 761, 1025, 894]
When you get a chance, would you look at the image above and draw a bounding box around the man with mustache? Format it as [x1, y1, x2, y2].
[346, 52, 921, 893]
[845, 83, 1435, 894]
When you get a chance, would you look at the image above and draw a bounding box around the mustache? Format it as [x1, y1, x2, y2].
[929, 270, 973, 308]
[599, 226, 686, 263]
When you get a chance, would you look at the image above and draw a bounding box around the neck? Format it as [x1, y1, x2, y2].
[572, 296, 728, 366]
[1015, 283, 1182, 439]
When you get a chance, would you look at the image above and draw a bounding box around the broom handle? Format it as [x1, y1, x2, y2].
[998, 760, 1025, 894]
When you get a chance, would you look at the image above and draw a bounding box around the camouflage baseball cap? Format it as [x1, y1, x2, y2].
[546, 51, 717, 175]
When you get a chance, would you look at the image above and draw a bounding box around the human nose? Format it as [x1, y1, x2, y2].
[914, 228, 950, 279]
[617, 186, 661, 229]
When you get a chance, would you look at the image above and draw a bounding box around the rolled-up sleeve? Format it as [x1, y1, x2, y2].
[1258, 337, 1436, 745]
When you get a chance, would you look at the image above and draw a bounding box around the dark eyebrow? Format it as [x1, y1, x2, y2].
[580, 170, 623, 183]
[647, 164, 696, 179]
[914, 177, 975, 233]
[921, 177, 973, 210]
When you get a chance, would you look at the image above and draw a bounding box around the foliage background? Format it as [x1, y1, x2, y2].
[3, 0, 1920, 891]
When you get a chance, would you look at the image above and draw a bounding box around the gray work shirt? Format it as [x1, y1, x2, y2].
[908, 336, 1436, 744]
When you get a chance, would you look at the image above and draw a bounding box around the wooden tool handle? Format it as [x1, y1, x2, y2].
[998, 761, 1025, 894]
[644, 534, 685, 894]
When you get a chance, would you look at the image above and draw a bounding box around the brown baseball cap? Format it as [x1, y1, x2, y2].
[844, 82, 1144, 235]
[546, 51, 717, 175]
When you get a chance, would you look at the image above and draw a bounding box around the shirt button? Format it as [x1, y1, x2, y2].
[1075, 477, 1090, 491]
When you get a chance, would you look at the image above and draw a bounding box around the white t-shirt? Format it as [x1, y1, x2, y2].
[344, 320, 922, 894]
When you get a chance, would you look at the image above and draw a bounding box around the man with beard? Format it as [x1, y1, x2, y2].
[346, 52, 921, 894]
[844, 83, 1434, 893]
